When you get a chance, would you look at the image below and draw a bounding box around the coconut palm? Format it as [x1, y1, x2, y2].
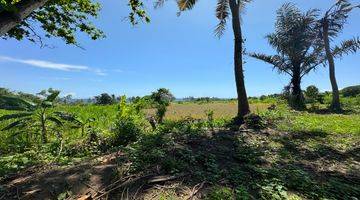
[249, 3, 324, 110]
[316, 0, 360, 111]
[155, 0, 251, 121]
[0, 90, 74, 143]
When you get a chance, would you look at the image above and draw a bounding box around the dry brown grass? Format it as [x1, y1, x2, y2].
[145, 102, 270, 120]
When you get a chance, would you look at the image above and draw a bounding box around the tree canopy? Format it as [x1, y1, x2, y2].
[0, 0, 149, 47]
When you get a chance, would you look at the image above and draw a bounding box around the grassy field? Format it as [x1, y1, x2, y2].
[0, 100, 359, 199]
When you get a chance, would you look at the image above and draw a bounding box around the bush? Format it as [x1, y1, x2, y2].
[304, 85, 319, 104]
[341, 85, 360, 97]
[111, 96, 147, 146]
[244, 113, 265, 130]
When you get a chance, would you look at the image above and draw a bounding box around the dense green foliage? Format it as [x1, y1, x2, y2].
[342, 85, 360, 97]
[0, 91, 359, 198]
[0, 0, 149, 46]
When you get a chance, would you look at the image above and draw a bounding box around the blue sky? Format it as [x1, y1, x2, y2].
[0, 0, 359, 98]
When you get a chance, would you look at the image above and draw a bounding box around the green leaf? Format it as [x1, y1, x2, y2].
[0, 112, 33, 121]
[48, 117, 63, 126]
[0, 96, 36, 111]
[54, 112, 77, 121]
[41, 101, 53, 108]
[2, 120, 23, 131]
[46, 91, 60, 102]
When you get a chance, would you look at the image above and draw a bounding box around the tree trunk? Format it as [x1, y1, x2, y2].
[290, 67, 305, 110]
[323, 20, 341, 111]
[229, 0, 250, 121]
[0, 0, 49, 36]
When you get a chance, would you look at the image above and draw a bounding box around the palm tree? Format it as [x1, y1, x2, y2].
[156, 0, 251, 121]
[249, 3, 323, 110]
[0, 90, 74, 143]
[316, 0, 360, 111]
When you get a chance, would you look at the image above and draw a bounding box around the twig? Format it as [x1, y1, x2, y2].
[0, 193, 6, 200]
[81, 181, 104, 195]
[99, 174, 135, 193]
[94, 174, 154, 200]
[132, 184, 144, 200]
[187, 181, 206, 200]
[147, 173, 187, 184]
[16, 187, 20, 200]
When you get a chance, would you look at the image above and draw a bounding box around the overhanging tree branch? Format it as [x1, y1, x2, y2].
[0, 0, 49, 36]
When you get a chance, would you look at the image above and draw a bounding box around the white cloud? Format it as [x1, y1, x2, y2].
[0, 55, 106, 76]
[63, 92, 76, 97]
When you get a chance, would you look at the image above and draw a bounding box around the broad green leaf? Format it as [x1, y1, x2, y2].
[48, 117, 63, 126]
[46, 91, 60, 102]
[0, 95, 36, 111]
[0, 112, 33, 121]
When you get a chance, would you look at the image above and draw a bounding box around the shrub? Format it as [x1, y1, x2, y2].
[304, 85, 319, 104]
[111, 96, 147, 146]
[244, 113, 265, 130]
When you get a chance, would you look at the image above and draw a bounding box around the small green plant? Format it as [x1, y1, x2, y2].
[259, 179, 288, 200]
[0, 89, 76, 143]
[205, 109, 215, 130]
[111, 96, 148, 146]
[235, 185, 251, 200]
[206, 186, 234, 200]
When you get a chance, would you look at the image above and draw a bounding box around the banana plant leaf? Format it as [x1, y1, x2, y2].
[0, 96, 36, 111]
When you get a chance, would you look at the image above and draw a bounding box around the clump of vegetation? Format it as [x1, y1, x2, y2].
[304, 85, 321, 109]
[243, 113, 265, 130]
[0, 89, 74, 144]
[150, 88, 174, 124]
[95, 93, 116, 105]
[111, 96, 148, 146]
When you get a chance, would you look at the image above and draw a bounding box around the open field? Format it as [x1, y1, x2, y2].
[1, 100, 360, 199]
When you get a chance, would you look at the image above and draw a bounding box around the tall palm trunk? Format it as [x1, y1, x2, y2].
[323, 20, 341, 111]
[290, 68, 304, 110]
[229, 0, 250, 120]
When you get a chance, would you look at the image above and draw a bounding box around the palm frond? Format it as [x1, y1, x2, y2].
[0, 112, 33, 121]
[248, 53, 292, 76]
[215, 0, 229, 38]
[323, 0, 359, 38]
[332, 37, 360, 58]
[154, 0, 167, 8]
[177, 0, 198, 11]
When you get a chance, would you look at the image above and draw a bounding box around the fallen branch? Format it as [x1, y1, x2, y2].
[187, 181, 206, 200]
[147, 173, 188, 184]
[94, 174, 154, 200]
